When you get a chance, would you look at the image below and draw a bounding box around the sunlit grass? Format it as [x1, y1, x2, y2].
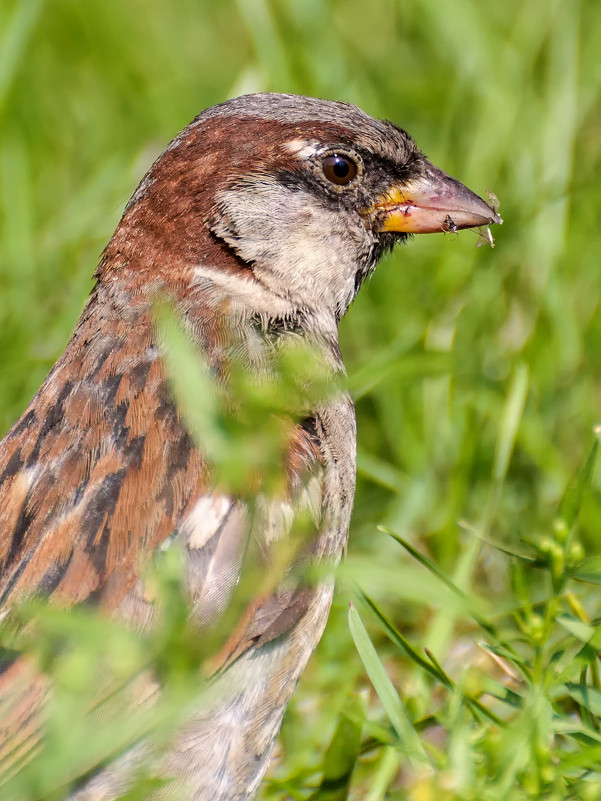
[2, 0, 601, 798]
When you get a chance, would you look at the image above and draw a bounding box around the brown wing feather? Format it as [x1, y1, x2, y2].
[0, 276, 328, 798]
[0, 281, 325, 629]
[0, 286, 206, 610]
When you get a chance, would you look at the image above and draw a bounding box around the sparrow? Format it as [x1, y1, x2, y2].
[0, 93, 500, 800]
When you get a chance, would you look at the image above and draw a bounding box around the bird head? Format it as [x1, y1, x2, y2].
[101, 93, 501, 323]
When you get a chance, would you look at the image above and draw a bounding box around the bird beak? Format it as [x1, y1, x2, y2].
[371, 161, 502, 234]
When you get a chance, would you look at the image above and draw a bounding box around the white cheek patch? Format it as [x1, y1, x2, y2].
[283, 138, 321, 160]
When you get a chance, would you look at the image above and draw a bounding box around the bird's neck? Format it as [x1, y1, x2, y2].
[94, 258, 345, 383]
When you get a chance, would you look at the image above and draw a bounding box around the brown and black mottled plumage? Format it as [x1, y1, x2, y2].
[0, 93, 500, 800]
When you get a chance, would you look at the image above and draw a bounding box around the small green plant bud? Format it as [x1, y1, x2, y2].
[567, 541, 585, 566]
[526, 613, 545, 644]
[552, 518, 569, 544]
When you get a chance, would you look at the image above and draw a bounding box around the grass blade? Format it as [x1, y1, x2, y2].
[310, 693, 367, 800]
[348, 604, 429, 768]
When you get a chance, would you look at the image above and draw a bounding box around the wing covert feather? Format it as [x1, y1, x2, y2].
[0, 289, 206, 610]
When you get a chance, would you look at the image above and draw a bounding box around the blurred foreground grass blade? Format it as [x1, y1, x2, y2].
[0, 554, 212, 800]
[157, 298, 340, 495]
[347, 604, 428, 769]
[156, 301, 226, 461]
[310, 693, 366, 801]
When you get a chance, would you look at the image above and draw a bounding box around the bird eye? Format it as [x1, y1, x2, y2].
[322, 154, 358, 186]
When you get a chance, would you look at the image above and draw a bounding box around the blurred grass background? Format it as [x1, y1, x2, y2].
[2, 0, 601, 798]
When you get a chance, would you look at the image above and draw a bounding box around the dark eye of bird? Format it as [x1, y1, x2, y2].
[322, 154, 358, 186]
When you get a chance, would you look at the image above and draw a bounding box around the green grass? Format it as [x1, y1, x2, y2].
[2, 0, 601, 798]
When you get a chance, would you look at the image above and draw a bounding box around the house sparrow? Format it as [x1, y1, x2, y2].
[0, 93, 500, 800]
